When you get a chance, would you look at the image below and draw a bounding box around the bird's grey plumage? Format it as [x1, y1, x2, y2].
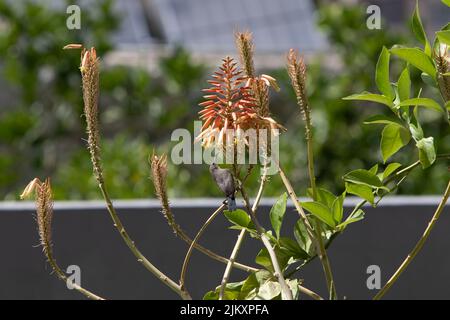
[210, 163, 236, 211]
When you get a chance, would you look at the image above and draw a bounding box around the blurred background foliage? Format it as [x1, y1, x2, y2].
[0, 0, 448, 200]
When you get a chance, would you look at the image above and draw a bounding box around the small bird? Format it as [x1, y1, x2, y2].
[210, 163, 237, 211]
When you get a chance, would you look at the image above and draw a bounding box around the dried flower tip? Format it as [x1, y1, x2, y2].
[80, 48, 98, 74]
[261, 74, 280, 92]
[287, 49, 311, 127]
[80, 46, 102, 182]
[30, 178, 54, 258]
[235, 31, 255, 78]
[150, 152, 168, 201]
[63, 43, 83, 50]
[150, 152, 179, 234]
[435, 44, 450, 102]
[80, 50, 90, 73]
[20, 178, 41, 199]
[20, 178, 54, 257]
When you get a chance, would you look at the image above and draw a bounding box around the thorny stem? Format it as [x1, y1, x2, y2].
[171, 222, 257, 273]
[97, 183, 191, 299]
[219, 167, 268, 300]
[77, 46, 191, 300]
[47, 248, 105, 300]
[218, 230, 247, 300]
[374, 179, 450, 300]
[277, 164, 337, 299]
[46, 244, 104, 300]
[239, 180, 293, 300]
[161, 210, 258, 272]
[180, 204, 226, 291]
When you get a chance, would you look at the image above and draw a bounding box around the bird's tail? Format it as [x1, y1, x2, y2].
[227, 195, 237, 211]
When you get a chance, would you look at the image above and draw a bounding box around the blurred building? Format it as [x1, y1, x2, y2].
[114, 0, 326, 53]
[109, 0, 448, 69]
[108, 0, 326, 69]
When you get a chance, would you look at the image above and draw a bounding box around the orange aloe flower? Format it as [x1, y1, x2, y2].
[197, 57, 284, 148]
[197, 57, 258, 147]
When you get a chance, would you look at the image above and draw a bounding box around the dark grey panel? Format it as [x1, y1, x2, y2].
[0, 198, 449, 299]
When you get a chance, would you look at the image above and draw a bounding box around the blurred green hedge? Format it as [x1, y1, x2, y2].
[0, 0, 447, 200]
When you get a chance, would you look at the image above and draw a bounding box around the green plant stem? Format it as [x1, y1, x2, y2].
[298, 285, 324, 300]
[287, 154, 450, 280]
[306, 136, 318, 200]
[374, 179, 450, 300]
[168, 217, 257, 273]
[278, 165, 336, 299]
[98, 182, 191, 300]
[345, 156, 448, 221]
[314, 219, 336, 299]
[305, 124, 337, 299]
[345, 160, 421, 221]
[218, 230, 247, 300]
[46, 251, 104, 300]
[240, 185, 293, 300]
[219, 169, 267, 300]
[180, 204, 226, 291]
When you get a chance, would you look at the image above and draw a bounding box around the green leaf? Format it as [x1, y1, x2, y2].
[343, 169, 383, 188]
[240, 270, 272, 300]
[345, 183, 374, 205]
[336, 209, 365, 230]
[421, 73, 437, 88]
[437, 30, 450, 46]
[332, 192, 345, 224]
[411, 1, 431, 56]
[203, 291, 218, 300]
[380, 124, 411, 162]
[255, 248, 272, 270]
[398, 98, 443, 113]
[343, 92, 393, 108]
[269, 193, 287, 239]
[204, 281, 244, 300]
[442, 0, 450, 6]
[390, 47, 436, 80]
[416, 137, 436, 168]
[409, 106, 424, 141]
[286, 279, 300, 300]
[376, 47, 394, 99]
[368, 164, 379, 175]
[279, 237, 309, 260]
[397, 67, 411, 101]
[255, 247, 290, 272]
[224, 209, 251, 228]
[363, 114, 402, 126]
[301, 201, 335, 228]
[382, 163, 402, 180]
[294, 219, 314, 256]
[409, 122, 424, 141]
[257, 281, 281, 300]
[307, 187, 337, 208]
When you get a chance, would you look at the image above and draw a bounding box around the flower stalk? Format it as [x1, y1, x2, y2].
[150, 153, 257, 273]
[374, 179, 450, 300]
[286, 49, 337, 299]
[71, 45, 191, 300]
[21, 178, 104, 300]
